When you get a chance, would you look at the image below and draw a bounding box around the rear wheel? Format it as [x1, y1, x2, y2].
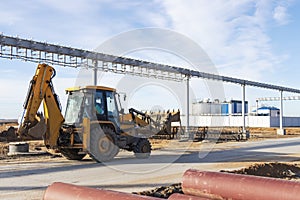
[133, 138, 151, 159]
[60, 148, 86, 160]
[88, 126, 119, 162]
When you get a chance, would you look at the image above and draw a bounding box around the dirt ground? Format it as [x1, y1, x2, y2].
[136, 128, 300, 198]
[0, 123, 18, 132]
[0, 123, 18, 142]
[1, 125, 300, 160]
[1, 124, 300, 199]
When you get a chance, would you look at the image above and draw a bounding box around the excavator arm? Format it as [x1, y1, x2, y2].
[18, 64, 64, 147]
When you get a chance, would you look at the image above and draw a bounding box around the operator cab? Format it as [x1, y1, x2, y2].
[64, 86, 121, 129]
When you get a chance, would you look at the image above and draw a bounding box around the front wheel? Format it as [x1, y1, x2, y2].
[133, 138, 151, 159]
[88, 126, 119, 162]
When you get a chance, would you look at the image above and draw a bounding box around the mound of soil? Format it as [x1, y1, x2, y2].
[0, 126, 18, 142]
[135, 162, 300, 199]
[133, 183, 182, 199]
[221, 162, 300, 179]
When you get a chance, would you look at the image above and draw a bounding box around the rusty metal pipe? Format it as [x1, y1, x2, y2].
[43, 182, 162, 200]
[168, 193, 212, 200]
[182, 169, 300, 200]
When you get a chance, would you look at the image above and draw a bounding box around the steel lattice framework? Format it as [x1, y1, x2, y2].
[1, 34, 300, 93]
[257, 96, 300, 101]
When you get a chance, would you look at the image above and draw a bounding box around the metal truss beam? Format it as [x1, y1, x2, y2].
[1, 34, 300, 93]
[257, 96, 300, 101]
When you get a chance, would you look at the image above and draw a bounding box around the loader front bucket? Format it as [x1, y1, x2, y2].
[120, 108, 181, 139]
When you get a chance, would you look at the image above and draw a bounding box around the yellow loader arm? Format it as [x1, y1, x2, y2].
[18, 64, 64, 147]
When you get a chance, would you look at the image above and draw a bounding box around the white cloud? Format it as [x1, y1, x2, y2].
[0, 1, 171, 50]
[159, 0, 291, 81]
[38, 0, 98, 15]
[0, 11, 22, 26]
[0, 76, 76, 119]
[0, 0, 296, 117]
[273, 5, 290, 25]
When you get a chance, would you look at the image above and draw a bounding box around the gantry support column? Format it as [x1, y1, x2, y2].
[241, 84, 248, 139]
[242, 84, 246, 132]
[93, 60, 98, 86]
[277, 90, 286, 135]
[186, 76, 191, 140]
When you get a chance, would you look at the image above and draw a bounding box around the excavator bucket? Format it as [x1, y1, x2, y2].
[18, 113, 46, 140]
[27, 115, 46, 139]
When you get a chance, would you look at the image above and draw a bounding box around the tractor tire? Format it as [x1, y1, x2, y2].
[60, 148, 86, 160]
[88, 126, 119, 162]
[133, 138, 151, 159]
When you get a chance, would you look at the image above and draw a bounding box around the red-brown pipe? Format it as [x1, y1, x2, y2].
[182, 169, 300, 200]
[43, 182, 162, 200]
[168, 193, 212, 200]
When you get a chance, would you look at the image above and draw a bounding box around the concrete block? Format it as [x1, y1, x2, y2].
[277, 129, 286, 135]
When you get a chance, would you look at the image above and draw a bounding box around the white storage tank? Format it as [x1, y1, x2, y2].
[192, 102, 211, 115]
[192, 99, 248, 116]
[192, 100, 222, 115]
[211, 103, 221, 115]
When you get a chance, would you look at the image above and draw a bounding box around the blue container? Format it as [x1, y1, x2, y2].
[221, 104, 229, 115]
[232, 101, 238, 113]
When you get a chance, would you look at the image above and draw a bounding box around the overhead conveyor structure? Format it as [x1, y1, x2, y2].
[1, 34, 299, 134]
[257, 96, 300, 101]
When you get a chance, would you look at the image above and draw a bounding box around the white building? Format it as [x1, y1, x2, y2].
[182, 115, 300, 128]
[251, 106, 280, 117]
[183, 102, 300, 128]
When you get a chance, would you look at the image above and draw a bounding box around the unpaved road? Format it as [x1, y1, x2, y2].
[1, 137, 300, 200]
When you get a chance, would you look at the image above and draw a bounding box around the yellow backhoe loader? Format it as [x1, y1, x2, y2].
[18, 63, 181, 162]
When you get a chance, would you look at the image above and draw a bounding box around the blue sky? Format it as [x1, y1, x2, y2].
[0, 0, 300, 118]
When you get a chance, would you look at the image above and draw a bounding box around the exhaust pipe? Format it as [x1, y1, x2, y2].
[182, 169, 300, 200]
[43, 182, 162, 200]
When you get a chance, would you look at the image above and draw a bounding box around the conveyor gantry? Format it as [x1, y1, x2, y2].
[1, 33, 300, 94]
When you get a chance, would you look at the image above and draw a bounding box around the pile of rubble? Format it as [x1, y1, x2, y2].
[0, 126, 17, 142]
[133, 183, 182, 198]
[221, 162, 300, 179]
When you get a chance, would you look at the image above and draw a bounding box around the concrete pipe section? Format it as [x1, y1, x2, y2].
[182, 169, 300, 200]
[8, 142, 29, 155]
[43, 182, 162, 200]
